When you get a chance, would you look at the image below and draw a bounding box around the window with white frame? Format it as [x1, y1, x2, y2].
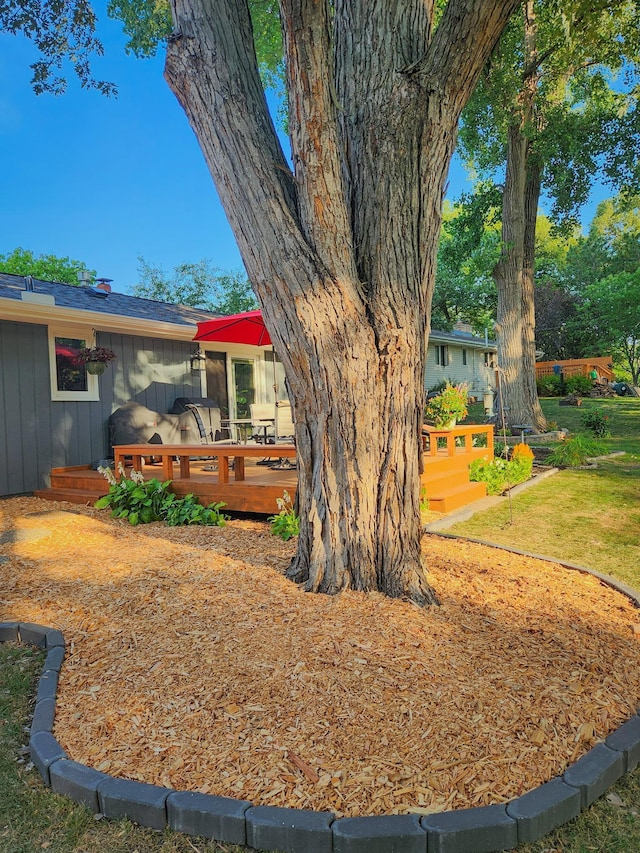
[462, 348, 467, 366]
[48, 327, 100, 401]
[435, 344, 449, 366]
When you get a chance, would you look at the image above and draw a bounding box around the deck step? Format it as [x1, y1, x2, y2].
[33, 488, 103, 506]
[50, 475, 108, 493]
[422, 468, 471, 491]
[426, 481, 487, 513]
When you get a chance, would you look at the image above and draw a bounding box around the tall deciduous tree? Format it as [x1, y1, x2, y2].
[5, 0, 521, 604]
[459, 0, 640, 430]
[133, 256, 257, 314]
[0, 247, 93, 285]
[161, 0, 520, 604]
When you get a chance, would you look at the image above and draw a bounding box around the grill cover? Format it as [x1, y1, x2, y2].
[108, 402, 189, 448]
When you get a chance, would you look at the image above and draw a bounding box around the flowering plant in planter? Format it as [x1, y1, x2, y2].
[77, 346, 117, 365]
[425, 382, 469, 428]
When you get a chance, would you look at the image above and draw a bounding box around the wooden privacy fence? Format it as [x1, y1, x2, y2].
[535, 357, 614, 382]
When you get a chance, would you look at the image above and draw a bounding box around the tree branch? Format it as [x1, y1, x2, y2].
[165, 0, 319, 297]
[279, 0, 357, 279]
[406, 0, 521, 115]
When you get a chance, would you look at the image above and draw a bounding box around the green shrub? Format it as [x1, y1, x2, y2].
[268, 490, 300, 540]
[95, 466, 227, 526]
[546, 434, 609, 468]
[469, 452, 533, 496]
[427, 379, 448, 394]
[581, 407, 612, 438]
[564, 375, 593, 397]
[163, 492, 228, 526]
[536, 374, 562, 396]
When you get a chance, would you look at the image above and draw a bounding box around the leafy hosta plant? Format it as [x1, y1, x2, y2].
[162, 492, 228, 526]
[96, 465, 227, 526]
[96, 466, 169, 525]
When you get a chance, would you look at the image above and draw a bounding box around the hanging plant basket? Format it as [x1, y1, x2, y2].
[77, 346, 117, 376]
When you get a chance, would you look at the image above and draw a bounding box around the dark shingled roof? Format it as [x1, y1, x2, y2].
[0, 272, 220, 327]
[0, 272, 494, 347]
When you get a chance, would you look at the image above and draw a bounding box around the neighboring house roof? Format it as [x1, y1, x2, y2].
[429, 327, 496, 351]
[0, 273, 219, 340]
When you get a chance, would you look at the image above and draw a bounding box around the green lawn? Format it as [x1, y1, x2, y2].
[3, 395, 640, 853]
[454, 396, 640, 586]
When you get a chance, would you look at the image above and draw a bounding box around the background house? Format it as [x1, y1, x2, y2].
[1, 275, 498, 498]
[426, 321, 496, 398]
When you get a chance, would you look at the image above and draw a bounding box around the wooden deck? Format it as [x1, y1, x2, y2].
[34, 425, 493, 515]
[35, 457, 298, 516]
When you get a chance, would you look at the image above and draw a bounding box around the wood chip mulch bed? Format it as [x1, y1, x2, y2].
[2, 496, 640, 819]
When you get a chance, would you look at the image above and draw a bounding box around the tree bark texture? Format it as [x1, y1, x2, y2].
[493, 0, 546, 431]
[164, 0, 520, 604]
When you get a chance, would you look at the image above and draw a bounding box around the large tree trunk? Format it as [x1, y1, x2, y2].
[522, 160, 546, 429]
[164, 0, 520, 604]
[493, 0, 546, 432]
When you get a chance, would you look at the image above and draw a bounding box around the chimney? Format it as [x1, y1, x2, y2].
[453, 321, 473, 336]
[95, 277, 113, 294]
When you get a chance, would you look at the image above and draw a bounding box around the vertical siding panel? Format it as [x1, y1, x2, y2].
[16, 324, 40, 491]
[32, 325, 54, 488]
[0, 322, 18, 494]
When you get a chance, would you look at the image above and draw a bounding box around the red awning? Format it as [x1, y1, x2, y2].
[193, 310, 272, 347]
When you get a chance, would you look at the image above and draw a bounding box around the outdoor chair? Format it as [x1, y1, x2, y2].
[270, 401, 296, 469]
[249, 403, 276, 444]
[275, 400, 295, 442]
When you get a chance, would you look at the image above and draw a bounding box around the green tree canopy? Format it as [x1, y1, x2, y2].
[457, 0, 640, 431]
[106, 0, 284, 92]
[563, 194, 640, 290]
[0, 247, 93, 285]
[432, 188, 501, 334]
[579, 270, 640, 384]
[133, 256, 257, 314]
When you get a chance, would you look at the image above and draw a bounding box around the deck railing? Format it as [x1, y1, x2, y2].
[535, 358, 614, 383]
[423, 423, 494, 458]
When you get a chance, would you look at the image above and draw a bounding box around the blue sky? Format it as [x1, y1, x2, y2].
[0, 7, 605, 295]
[1, 6, 243, 292]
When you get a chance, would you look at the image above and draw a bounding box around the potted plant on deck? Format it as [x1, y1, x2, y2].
[77, 346, 117, 376]
[425, 382, 469, 429]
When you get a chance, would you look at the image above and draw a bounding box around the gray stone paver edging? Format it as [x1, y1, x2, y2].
[5, 545, 640, 853]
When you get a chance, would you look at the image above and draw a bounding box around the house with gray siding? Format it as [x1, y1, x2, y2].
[0, 273, 497, 499]
[0, 273, 221, 498]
